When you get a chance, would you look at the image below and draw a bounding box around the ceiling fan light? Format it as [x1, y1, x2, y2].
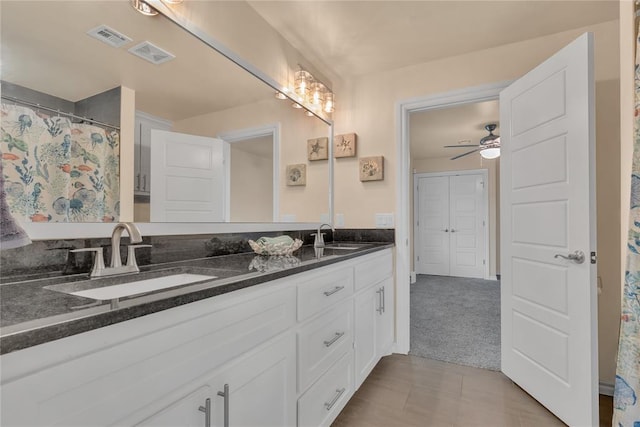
[480, 147, 500, 159]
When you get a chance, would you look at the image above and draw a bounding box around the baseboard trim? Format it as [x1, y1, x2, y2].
[410, 271, 417, 284]
[487, 275, 499, 281]
[600, 382, 615, 396]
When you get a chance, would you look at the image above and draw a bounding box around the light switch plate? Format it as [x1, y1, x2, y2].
[281, 214, 296, 222]
[375, 213, 394, 228]
[335, 213, 345, 228]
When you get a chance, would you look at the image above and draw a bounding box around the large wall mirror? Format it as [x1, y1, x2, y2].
[1, 1, 331, 232]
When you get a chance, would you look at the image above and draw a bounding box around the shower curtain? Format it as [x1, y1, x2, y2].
[0, 103, 120, 223]
[613, 19, 640, 427]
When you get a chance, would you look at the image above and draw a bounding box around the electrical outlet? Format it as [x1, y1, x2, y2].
[335, 213, 345, 228]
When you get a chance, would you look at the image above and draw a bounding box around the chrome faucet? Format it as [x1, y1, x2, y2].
[71, 222, 151, 278]
[311, 223, 334, 249]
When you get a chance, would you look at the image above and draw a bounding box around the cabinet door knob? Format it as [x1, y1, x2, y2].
[198, 398, 211, 427]
[217, 384, 229, 427]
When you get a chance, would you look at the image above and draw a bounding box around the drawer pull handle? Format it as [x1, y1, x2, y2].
[376, 288, 383, 314]
[323, 286, 344, 297]
[324, 388, 346, 411]
[323, 331, 345, 347]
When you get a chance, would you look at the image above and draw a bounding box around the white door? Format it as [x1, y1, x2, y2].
[449, 174, 485, 278]
[150, 130, 228, 222]
[500, 33, 596, 426]
[415, 173, 486, 278]
[415, 176, 451, 275]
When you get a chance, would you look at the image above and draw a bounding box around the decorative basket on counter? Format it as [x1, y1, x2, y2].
[248, 235, 303, 256]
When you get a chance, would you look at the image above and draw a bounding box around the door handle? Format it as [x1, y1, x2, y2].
[136, 173, 141, 190]
[554, 250, 585, 264]
[443, 229, 449, 232]
[450, 229, 456, 233]
[323, 286, 344, 297]
[143, 174, 147, 191]
[376, 288, 383, 314]
[324, 388, 346, 411]
[217, 384, 229, 427]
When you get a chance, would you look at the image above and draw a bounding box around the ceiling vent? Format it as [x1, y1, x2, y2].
[86, 25, 132, 48]
[128, 41, 175, 65]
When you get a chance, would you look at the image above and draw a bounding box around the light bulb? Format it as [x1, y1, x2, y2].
[480, 147, 500, 159]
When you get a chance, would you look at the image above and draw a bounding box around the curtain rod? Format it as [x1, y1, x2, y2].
[1, 95, 120, 131]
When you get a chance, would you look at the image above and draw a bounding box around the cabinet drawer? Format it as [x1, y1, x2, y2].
[354, 250, 393, 291]
[297, 266, 353, 321]
[298, 350, 354, 427]
[298, 301, 353, 392]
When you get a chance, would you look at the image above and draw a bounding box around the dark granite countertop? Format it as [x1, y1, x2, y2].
[0, 243, 393, 355]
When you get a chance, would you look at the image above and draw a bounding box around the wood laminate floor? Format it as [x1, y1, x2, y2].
[333, 354, 613, 427]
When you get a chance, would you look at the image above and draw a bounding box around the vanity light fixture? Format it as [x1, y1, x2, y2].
[130, 0, 158, 16]
[294, 69, 313, 98]
[324, 92, 335, 113]
[277, 65, 335, 116]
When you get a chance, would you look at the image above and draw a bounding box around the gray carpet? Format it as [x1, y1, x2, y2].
[409, 274, 501, 371]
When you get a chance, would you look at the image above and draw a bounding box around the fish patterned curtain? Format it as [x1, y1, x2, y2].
[613, 17, 640, 427]
[0, 103, 120, 223]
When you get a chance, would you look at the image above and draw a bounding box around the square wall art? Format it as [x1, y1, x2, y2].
[307, 137, 328, 160]
[359, 156, 384, 181]
[334, 133, 357, 158]
[286, 164, 306, 186]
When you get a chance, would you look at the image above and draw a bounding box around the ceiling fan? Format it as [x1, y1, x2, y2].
[444, 123, 501, 160]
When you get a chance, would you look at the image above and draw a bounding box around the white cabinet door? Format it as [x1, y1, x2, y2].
[136, 386, 211, 427]
[354, 284, 378, 389]
[376, 277, 394, 356]
[207, 333, 297, 427]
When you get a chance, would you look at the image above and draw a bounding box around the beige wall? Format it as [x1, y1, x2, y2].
[173, 98, 330, 223]
[334, 19, 621, 385]
[230, 140, 273, 222]
[411, 157, 499, 278]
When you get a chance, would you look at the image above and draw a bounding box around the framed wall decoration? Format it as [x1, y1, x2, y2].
[307, 137, 328, 160]
[359, 156, 384, 181]
[286, 164, 306, 186]
[334, 133, 357, 158]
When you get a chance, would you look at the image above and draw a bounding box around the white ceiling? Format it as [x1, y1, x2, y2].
[1, 1, 274, 121]
[249, 1, 619, 80]
[248, 0, 617, 161]
[410, 99, 499, 160]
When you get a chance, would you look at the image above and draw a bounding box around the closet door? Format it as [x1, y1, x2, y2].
[449, 174, 486, 278]
[415, 176, 450, 275]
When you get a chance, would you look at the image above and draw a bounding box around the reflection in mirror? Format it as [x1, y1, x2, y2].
[1, 1, 330, 225]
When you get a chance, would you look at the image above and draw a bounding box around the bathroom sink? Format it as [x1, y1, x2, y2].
[44, 267, 218, 301]
[322, 243, 367, 250]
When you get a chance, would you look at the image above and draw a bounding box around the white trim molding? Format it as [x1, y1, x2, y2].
[395, 81, 512, 354]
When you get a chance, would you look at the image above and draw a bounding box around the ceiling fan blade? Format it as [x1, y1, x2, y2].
[443, 144, 479, 148]
[450, 149, 480, 160]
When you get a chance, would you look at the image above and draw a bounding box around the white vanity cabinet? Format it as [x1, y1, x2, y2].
[134, 111, 171, 195]
[136, 333, 296, 427]
[1, 248, 394, 427]
[354, 251, 395, 388]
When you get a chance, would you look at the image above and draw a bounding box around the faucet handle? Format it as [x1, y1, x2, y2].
[127, 244, 152, 269]
[71, 247, 105, 277]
